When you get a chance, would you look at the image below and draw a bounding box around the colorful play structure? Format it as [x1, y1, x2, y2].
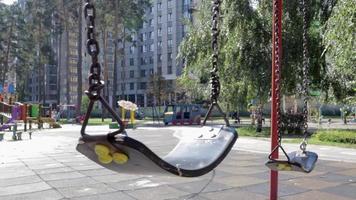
[0, 101, 61, 141]
[163, 104, 201, 125]
[109, 100, 137, 129]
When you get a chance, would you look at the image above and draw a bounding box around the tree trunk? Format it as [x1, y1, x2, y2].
[1, 19, 15, 86]
[63, 2, 70, 105]
[112, 0, 119, 119]
[76, 0, 83, 117]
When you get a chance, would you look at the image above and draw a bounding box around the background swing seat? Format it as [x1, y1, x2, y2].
[77, 125, 238, 177]
[265, 151, 318, 173]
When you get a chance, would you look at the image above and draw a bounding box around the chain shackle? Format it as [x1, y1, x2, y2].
[84, 0, 102, 99]
[210, 0, 221, 103]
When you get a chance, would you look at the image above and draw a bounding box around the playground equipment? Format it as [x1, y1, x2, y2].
[77, 0, 237, 177]
[163, 104, 201, 125]
[26, 104, 61, 129]
[266, 1, 318, 199]
[109, 100, 137, 129]
[0, 102, 28, 140]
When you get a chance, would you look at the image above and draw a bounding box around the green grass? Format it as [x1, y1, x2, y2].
[237, 126, 356, 149]
[237, 126, 270, 137]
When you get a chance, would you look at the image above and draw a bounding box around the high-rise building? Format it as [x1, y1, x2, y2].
[117, 0, 194, 107]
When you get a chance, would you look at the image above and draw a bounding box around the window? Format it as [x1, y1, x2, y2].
[168, 66, 173, 74]
[141, 33, 146, 41]
[121, 72, 125, 79]
[168, 26, 172, 34]
[143, 21, 147, 28]
[149, 19, 153, 27]
[149, 69, 154, 75]
[168, 13, 172, 20]
[130, 58, 134, 66]
[158, 54, 162, 62]
[139, 82, 147, 90]
[168, 0, 172, 7]
[149, 44, 154, 51]
[168, 53, 173, 61]
[157, 41, 162, 48]
[130, 70, 135, 78]
[168, 39, 173, 48]
[149, 31, 154, 39]
[121, 83, 126, 91]
[140, 70, 146, 77]
[130, 46, 135, 54]
[158, 28, 162, 36]
[157, 67, 162, 75]
[158, 15, 162, 23]
[157, 2, 162, 9]
[149, 56, 154, 64]
[130, 83, 135, 90]
[143, 45, 147, 53]
[149, 6, 153, 13]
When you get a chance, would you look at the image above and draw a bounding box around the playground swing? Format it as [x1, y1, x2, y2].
[76, 0, 237, 177]
[265, 0, 318, 173]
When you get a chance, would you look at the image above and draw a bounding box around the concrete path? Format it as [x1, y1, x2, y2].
[0, 125, 355, 200]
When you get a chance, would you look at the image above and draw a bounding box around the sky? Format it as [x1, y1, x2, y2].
[1, 0, 17, 5]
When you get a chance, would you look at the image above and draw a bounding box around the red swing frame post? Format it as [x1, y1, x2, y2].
[270, 0, 283, 200]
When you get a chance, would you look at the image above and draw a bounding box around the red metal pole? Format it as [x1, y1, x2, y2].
[270, 0, 283, 200]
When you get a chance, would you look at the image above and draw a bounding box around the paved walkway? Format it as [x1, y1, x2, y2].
[0, 125, 355, 200]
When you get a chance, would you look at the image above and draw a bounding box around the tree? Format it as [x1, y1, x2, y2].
[147, 73, 168, 107]
[323, 0, 355, 103]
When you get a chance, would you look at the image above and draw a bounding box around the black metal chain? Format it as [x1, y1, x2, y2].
[300, 0, 309, 151]
[211, 0, 221, 103]
[202, 0, 229, 126]
[81, 0, 125, 136]
[84, 0, 104, 100]
[273, 0, 283, 145]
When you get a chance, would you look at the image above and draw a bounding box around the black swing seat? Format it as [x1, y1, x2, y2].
[76, 125, 238, 177]
[265, 151, 318, 173]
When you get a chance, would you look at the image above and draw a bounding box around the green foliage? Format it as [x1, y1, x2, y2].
[315, 130, 356, 144]
[237, 126, 270, 137]
[323, 0, 356, 103]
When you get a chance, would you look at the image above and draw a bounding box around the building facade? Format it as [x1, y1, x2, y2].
[117, 0, 194, 107]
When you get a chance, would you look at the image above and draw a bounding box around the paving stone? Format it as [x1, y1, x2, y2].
[321, 183, 356, 199]
[334, 168, 356, 177]
[218, 165, 268, 175]
[250, 171, 296, 181]
[148, 175, 204, 185]
[215, 175, 267, 188]
[47, 177, 99, 188]
[0, 189, 63, 200]
[169, 195, 210, 200]
[0, 175, 41, 187]
[33, 166, 75, 175]
[57, 183, 116, 198]
[282, 190, 354, 200]
[0, 168, 36, 179]
[324, 161, 356, 169]
[92, 173, 146, 183]
[108, 177, 163, 191]
[70, 191, 136, 200]
[39, 171, 86, 181]
[201, 187, 267, 200]
[0, 182, 52, 196]
[27, 163, 66, 170]
[243, 182, 309, 197]
[281, 177, 341, 190]
[80, 168, 117, 177]
[171, 179, 230, 193]
[317, 172, 355, 184]
[126, 185, 189, 200]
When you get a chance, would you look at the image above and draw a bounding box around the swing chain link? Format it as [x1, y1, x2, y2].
[273, 0, 283, 146]
[300, 0, 309, 152]
[211, 0, 221, 103]
[84, 0, 103, 100]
